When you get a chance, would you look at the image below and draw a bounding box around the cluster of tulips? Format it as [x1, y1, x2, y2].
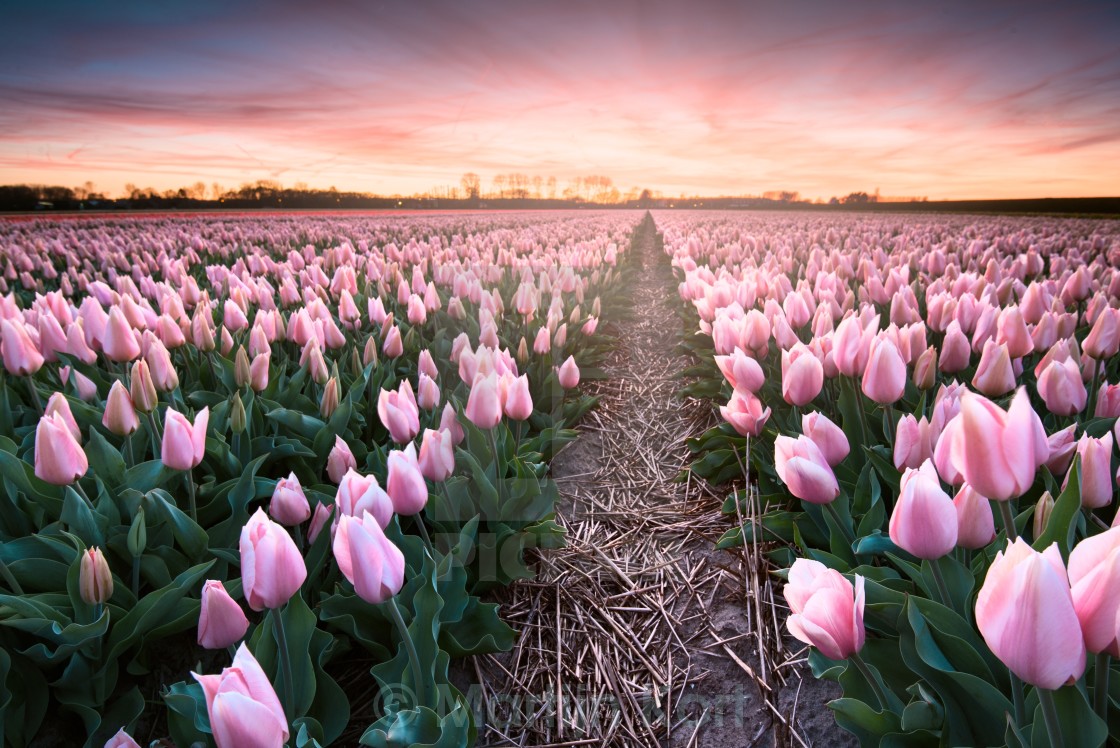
[0, 211, 633, 747]
[663, 210, 1120, 747]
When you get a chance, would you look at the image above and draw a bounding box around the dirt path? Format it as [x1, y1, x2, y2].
[471, 215, 851, 747]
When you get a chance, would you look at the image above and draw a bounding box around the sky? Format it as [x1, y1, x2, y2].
[0, 0, 1118, 201]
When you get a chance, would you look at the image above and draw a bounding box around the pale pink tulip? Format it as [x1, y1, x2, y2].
[239, 508, 306, 611]
[785, 558, 865, 661]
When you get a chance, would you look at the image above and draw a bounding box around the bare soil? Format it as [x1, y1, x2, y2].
[465, 216, 854, 747]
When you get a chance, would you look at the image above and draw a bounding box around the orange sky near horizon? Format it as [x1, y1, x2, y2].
[1, 1, 1118, 201]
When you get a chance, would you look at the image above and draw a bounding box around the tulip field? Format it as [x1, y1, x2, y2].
[1, 207, 1120, 748]
[666, 210, 1120, 747]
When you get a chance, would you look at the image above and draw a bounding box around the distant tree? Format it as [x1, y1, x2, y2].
[460, 173, 481, 200]
[841, 192, 871, 205]
[638, 189, 654, 208]
[779, 190, 800, 203]
[546, 176, 557, 200]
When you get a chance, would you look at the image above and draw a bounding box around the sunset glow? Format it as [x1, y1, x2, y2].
[1, 0, 1118, 199]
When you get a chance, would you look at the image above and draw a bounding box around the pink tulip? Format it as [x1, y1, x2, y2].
[802, 412, 848, 467]
[949, 388, 1047, 501]
[377, 380, 420, 444]
[130, 359, 157, 413]
[893, 414, 932, 471]
[533, 326, 551, 354]
[912, 347, 936, 390]
[953, 483, 997, 550]
[889, 461, 957, 559]
[715, 348, 765, 393]
[937, 321, 971, 374]
[861, 336, 905, 404]
[336, 468, 393, 528]
[61, 365, 98, 401]
[465, 373, 502, 429]
[326, 436, 356, 483]
[417, 373, 440, 411]
[250, 350, 270, 392]
[785, 558, 865, 661]
[1095, 383, 1120, 418]
[44, 391, 80, 441]
[307, 502, 334, 545]
[239, 508, 306, 611]
[1069, 527, 1120, 656]
[104, 728, 142, 748]
[1084, 308, 1120, 360]
[557, 355, 580, 389]
[79, 547, 113, 605]
[782, 344, 824, 406]
[1036, 357, 1087, 416]
[35, 411, 87, 485]
[198, 580, 250, 649]
[971, 340, 1015, 397]
[1068, 433, 1114, 509]
[975, 538, 1086, 689]
[102, 306, 140, 362]
[500, 373, 534, 421]
[103, 381, 139, 436]
[439, 402, 465, 446]
[774, 435, 840, 505]
[386, 443, 428, 515]
[995, 306, 1033, 359]
[382, 325, 403, 358]
[720, 390, 771, 437]
[269, 472, 311, 526]
[0, 318, 43, 375]
[832, 316, 866, 377]
[333, 511, 406, 605]
[418, 428, 456, 482]
[193, 643, 289, 748]
[162, 407, 208, 471]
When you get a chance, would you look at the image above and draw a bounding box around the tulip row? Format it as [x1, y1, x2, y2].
[0, 211, 637, 747]
[664, 210, 1120, 747]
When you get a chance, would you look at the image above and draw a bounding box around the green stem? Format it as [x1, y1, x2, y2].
[414, 515, 433, 550]
[824, 501, 856, 547]
[1094, 651, 1110, 720]
[73, 481, 95, 509]
[1010, 672, 1026, 728]
[387, 595, 428, 707]
[185, 470, 197, 522]
[997, 499, 1018, 541]
[1087, 357, 1102, 419]
[929, 558, 952, 609]
[1038, 689, 1065, 748]
[24, 376, 43, 414]
[125, 432, 135, 466]
[850, 652, 890, 711]
[131, 555, 140, 597]
[145, 410, 161, 458]
[487, 427, 503, 505]
[272, 606, 295, 722]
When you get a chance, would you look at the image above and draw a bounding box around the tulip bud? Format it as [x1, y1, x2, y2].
[234, 345, 251, 387]
[130, 359, 157, 413]
[912, 347, 936, 390]
[250, 350, 270, 392]
[127, 507, 147, 558]
[104, 728, 141, 748]
[363, 336, 379, 367]
[198, 579, 250, 650]
[103, 381, 140, 436]
[517, 337, 529, 365]
[557, 355, 580, 389]
[327, 435, 357, 483]
[1033, 491, 1054, 540]
[229, 393, 246, 435]
[79, 547, 113, 606]
[320, 376, 339, 419]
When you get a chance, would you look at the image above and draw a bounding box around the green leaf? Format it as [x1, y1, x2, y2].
[1033, 455, 1081, 559]
[83, 429, 127, 487]
[1029, 686, 1107, 748]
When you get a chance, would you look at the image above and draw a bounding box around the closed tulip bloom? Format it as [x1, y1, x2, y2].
[307, 502, 334, 545]
[198, 580, 250, 649]
[774, 435, 840, 504]
[782, 344, 824, 406]
[952, 483, 996, 550]
[438, 402, 465, 446]
[785, 558, 865, 661]
[1037, 357, 1087, 416]
[932, 415, 964, 486]
[104, 728, 141, 748]
[193, 643, 288, 748]
[79, 546, 113, 605]
[386, 443, 428, 515]
[1068, 433, 1114, 509]
[417, 373, 440, 410]
[716, 348, 765, 393]
[938, 321, 972, 374]
[995, 306, 1034, 359]
[557, 355, 580, 389]
[269, 472, 311, 526]
[950, 388, 1047, 501]
[382, 325, 403, 358]
[35, 411, 88, 485]
[1095, 383, 1120, 418]
[326, 436, 356, 483]
[1084, 308, 1120, 360]
[336, 468, 394, 528]
[130, 359, 158, 413]
[0, 318, 44, 375]
[240, 508, 306, 611]
[912, 347, 936, 390]
[889, 460, 958, 559]
[466, 372, 503, 429]
[250, 350, 270, 392]
[377, 380, 420, 444]
[861, 336, 906, 404]
[501, 373, 534, 421]
[61, 365, 98, 402]
[720, 390, 771, 437]
[533, 326, 551, 354]
[971, 340, 1016, 397]
[103, 381, 139, 436]
[418, 428, 455, 482]
[1046, 424, 1078, 474]
[802, 412, 848, 466]
[333, 511, 406, 605]
[975, 539, 1086, 689]
[146, 338, 179, 392]
[162, 407, 208, 471]
[102, 306, 140, 362]
[44, 391, 81, 441]
[1068, 528, 1120, 655]
[893, 414, 933, 471]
